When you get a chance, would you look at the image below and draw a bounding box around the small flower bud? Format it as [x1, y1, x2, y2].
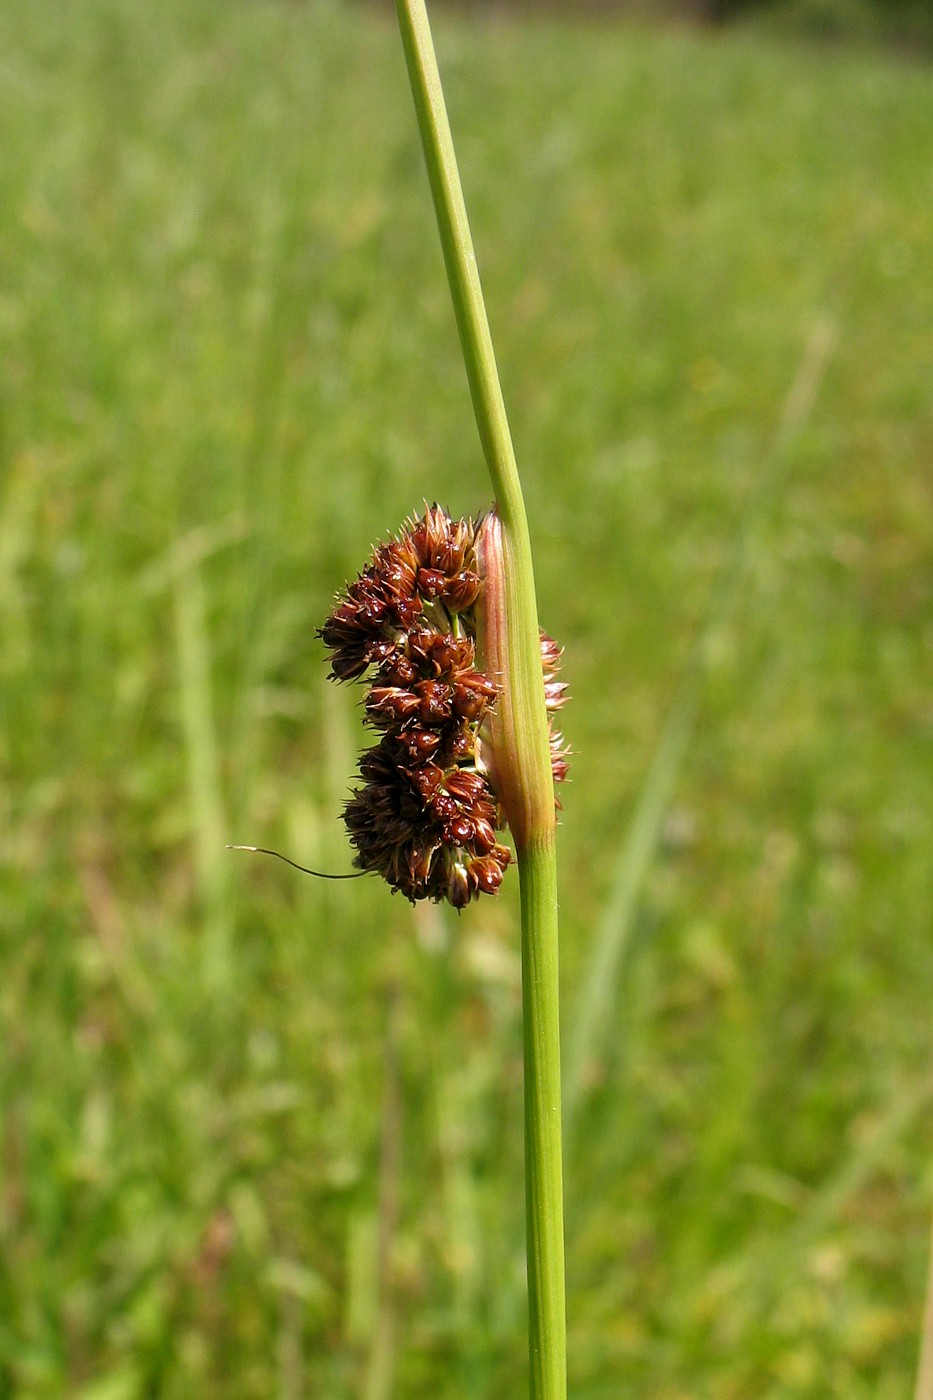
[469, 855, 505, 896]
[446, 858, 472, 909]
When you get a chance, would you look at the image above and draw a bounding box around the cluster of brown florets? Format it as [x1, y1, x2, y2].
[318, 504, 567, 907]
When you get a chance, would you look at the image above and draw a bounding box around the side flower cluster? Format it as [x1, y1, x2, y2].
[318, 504, 567, 907]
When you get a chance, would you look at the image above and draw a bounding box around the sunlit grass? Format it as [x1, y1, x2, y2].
[0, 1, 931, 1395]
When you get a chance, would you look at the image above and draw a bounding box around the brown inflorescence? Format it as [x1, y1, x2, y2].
[318, 505, 568, 906]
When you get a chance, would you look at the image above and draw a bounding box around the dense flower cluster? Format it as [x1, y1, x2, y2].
[319, 505, 567, 906]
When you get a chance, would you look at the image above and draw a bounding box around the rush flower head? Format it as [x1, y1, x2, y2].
[318, 504, 568, 905]
[343, 737, 511, 908]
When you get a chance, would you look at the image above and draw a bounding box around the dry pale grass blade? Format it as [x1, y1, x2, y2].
[142, 517, 248, 989]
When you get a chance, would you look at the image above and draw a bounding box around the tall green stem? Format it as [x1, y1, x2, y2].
[393, 3, 566, 1396]
[518, 838, 566, 1400]
[393, 0, 520, 526]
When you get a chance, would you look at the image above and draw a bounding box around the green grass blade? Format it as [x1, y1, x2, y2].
[564, 317, 838, 1143]
[173, 559, 232, 992]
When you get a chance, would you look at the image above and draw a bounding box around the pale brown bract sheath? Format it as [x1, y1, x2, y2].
[318, 504, 568, 906]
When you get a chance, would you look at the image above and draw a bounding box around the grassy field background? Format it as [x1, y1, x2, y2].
[1, 0, 932, 1396]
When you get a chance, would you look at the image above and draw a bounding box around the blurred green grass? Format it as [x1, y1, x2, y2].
[1, 0, 932, 1395]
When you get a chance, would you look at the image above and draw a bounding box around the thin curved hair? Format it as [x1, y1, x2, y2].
[226, 845, 367, 879]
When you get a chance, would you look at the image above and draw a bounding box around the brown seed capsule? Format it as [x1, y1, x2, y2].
[379, 649, 419, 687]
[417, 681, 454, 725]
[444, 769, 486, 804]
[416, 567, 448, 599]
[366, 687, 423, 723]
[444, 570, 482, 613]
[471, 816, 498, 852]
[446, 858, 472, 909]
[453, 675, 498, 721]
[446, 815, 475, 847]
[402, 729, 444, 760]
[468, 855, 505, 896]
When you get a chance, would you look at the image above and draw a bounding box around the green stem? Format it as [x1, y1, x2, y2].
[393, 3, 566, 1396]
[519, 838, 567, 1400]
[393, 0, 520, 527]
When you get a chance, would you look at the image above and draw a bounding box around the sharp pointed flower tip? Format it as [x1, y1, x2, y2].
[318, 504, 569, 903]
